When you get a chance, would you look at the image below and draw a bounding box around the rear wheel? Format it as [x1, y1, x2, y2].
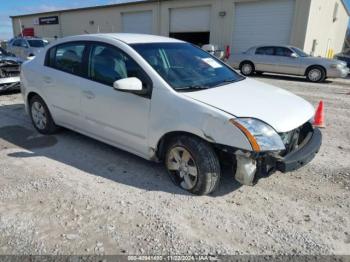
[29, 95, 59, 135]
[165, 136, 221, 195]
[240, 61, 255, 76]
[306, 66, 326, 83]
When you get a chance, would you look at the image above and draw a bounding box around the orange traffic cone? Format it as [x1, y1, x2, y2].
[313, 101, 325, 128]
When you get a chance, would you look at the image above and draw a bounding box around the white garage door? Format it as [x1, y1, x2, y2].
[232, 0, 295, 53]
[122, 11, 153, 34]
[170, 6, 211, 33]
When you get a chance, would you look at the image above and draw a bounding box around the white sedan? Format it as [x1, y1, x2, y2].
[20, 34, 322, 195]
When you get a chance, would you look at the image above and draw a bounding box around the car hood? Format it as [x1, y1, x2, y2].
[183, 78, 315, 133]
[0, 55, 23, 64]
[302, 56, 346, 66]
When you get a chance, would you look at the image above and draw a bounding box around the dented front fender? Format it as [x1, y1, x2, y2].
[201, 114, 252, 151]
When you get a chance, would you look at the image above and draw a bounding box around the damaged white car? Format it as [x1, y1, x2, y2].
[20, 34, 322, 195]
[0, 47, 22, 93]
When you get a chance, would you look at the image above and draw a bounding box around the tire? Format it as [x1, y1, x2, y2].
[240, 61, 255, 76]
[29, 95, 59, 135]
[165, 135, 221, 195]
[306, 66, 326, 83]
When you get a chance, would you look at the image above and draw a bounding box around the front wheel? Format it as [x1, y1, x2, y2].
[306, 67, 326, 83]
[165, 136, 221, 195]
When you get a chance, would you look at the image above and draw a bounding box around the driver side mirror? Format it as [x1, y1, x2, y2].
[291, 53, 298, 58]
[113, 77, 145, 94]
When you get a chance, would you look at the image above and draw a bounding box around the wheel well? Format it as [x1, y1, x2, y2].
[155, 131, 211, 161]
[27, 92, 40, 104]
[305, 65, 327, 76]
[239, 60, 254, 69]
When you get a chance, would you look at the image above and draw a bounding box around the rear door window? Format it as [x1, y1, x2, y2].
[12, 40, 22, 47]
[28, 40, 45, 48]
[255, 47, 274, 56]
[47, 42, 87, 76]
[19, 40, 28, 48]
[275, 47, 293, 57]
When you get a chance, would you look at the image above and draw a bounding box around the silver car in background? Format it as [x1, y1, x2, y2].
[230, 45, 349, 82]
[7, 37, 49, 60]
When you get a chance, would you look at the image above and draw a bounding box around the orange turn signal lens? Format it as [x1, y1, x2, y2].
[229, 119, 261, 152]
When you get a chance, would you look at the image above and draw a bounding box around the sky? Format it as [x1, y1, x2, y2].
[0, 0, 140, 39]
[1, 0, 350, 40]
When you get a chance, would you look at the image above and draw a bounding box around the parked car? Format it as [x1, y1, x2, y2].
[7, 37, 49, 60]
[230, 45, 349, 82]
[334, 53, 350, 69]
[202, 44, 225, 60]
[21, 34, 322, 195]
[0, 47, 22, 92]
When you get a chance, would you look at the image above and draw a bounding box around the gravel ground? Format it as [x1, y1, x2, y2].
[0, 74, 349, 255]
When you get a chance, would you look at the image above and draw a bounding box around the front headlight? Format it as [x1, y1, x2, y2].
[230, 118, 285, 152]
[330, 64, 343, 69]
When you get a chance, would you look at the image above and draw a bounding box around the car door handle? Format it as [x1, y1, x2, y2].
[82, 90, 95, 99]
[43, 76, 52, 84]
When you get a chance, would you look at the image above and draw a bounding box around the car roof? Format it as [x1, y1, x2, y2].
[13, 36, 38, 39]
[59, 33, 185, 44]
[252, 45, 296, 49]
[12, 37, 45, 41]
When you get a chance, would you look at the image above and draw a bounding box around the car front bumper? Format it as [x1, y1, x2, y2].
[0, 77, 20, 92]
[328, 67, 349, 78]
[227, 124, 322, 186]
[274, 128, 322, 173]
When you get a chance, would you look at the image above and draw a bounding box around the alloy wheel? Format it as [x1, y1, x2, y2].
[308, 68, 322, 82]
[166, 146, 198, 190]
[242, 63, 253, 75]
[31, 101, 47, 130]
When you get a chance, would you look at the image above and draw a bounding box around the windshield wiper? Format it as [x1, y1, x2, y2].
[176, 85, 209, 92]
[212, 79, 237, 87]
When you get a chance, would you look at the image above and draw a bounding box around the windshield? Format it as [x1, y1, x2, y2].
[131, 43, 244, 91]
[27, 40, 47, 48]
[291, 47, 309, 57]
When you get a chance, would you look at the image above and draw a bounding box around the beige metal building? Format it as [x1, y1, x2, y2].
[11, 0, 349, 57]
